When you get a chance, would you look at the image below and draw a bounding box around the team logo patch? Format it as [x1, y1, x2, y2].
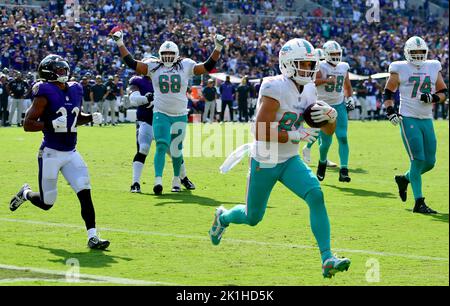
[32, 83, 40, 96]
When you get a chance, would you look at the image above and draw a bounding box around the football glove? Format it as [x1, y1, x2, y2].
[311, 101, 337, 123]
[92, 112, 103, 125]
[110, 26, 124, 47]
[214, 34, 226, 52]
[288, 127, 320, 144]
[386, 106, 402, 126]
[420, 93, 440, 104]
[52, 115, 67, 130]
[345, 96, 356, 111]
[145, 92, 154, 104]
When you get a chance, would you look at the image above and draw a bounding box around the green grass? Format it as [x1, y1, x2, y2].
[0, 121, 448, 286]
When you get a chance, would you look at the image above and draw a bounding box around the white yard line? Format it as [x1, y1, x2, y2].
[0, 217, 448, 262]
[0, 263, 177, 285]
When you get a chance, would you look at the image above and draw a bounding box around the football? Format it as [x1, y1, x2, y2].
[303, 103, 328, 128]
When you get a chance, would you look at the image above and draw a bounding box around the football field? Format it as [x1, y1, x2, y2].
[0, 121, 448, 286]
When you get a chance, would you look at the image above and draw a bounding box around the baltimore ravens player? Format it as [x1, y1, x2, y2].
[314, 40, 355, 182]
[384, 36, 448, 214]
[209, 39, 351, 278]
[127, 72, 196, 193]
[111, 27, 225, 194]
[9, 55, 109, 250]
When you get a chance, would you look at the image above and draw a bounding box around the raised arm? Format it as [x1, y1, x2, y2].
[110, 28, 149, 76]
[193, 34, 226, 75]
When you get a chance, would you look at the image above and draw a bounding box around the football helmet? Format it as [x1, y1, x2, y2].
[279, 38, 319, 85]
[38, 54, 70, 83]
[315, 48, 326, 61]
[404, 36, 428, 66]
[158, 41, 179, 67]
[323, 40, 342, 65]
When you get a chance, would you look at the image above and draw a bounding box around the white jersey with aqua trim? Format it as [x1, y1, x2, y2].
[146, 58, 196, 116]
[389, 60, 442, 119]
[317, 61, 350, 105]
[250, 75, 317, 164]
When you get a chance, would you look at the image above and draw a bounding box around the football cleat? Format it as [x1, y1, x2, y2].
[209, 206, 228, 246]
[322, 255, 351, 278]
[339, 168, 351, 182]
[317, 160, 327, 181]
[302, 145, 311, 164]
[395, 175, 409, 202]
[88, 236, 110, 250]
[181, 176, 196, 190]
[153, 184, 163, 195]
[130, 182, 141, 193]
[327, 160, 338, 168]
[413, 198, 437, 214]
[10, 183, 31, 212]
[171, 177, 182, 193]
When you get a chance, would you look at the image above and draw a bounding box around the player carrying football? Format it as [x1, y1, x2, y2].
[209, 39, 351, 278]
[127, 70, 195, 193]
[111, 27, 224, 194]
[9, 55, 110, 250]
[384, 36, 448, 214]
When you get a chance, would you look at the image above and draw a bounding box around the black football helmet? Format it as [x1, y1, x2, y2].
[38, 54, 70, 83]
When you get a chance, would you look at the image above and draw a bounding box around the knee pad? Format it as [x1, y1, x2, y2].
[73, 176, 91, 194]
[43, 189, 57, 206]
[338, 136, 348, 145]
[156, 142, 169, 153]
[139, 143, 151, 155]
[247, 212, 264, 227]
[305, 188, 325, 206]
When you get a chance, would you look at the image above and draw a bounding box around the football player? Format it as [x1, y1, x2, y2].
[111, 27, 225, 194]
[302, 47, 338, 168]
[128, 72, 195, 193]
[384, 36, 448, 214]
[209, 39, 350, 278]
[9, 55, 109, 250]
[314, 40, 355, 182]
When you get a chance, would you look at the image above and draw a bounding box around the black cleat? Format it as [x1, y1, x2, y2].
[10, 183, 30, 211]
[88, 236, 110, 250]
[181, 176, 196, 190]
[413, 198, 437, 214]
[153, 184, 163, 195]
[339, 168, 351, 182]
[130, 182, 141, 193]
[171, 186, 181, 192]
[395, 175, 409, 202]
[317, 161, 327, 181]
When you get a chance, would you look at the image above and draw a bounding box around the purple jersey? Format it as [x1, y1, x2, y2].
[364, 80, 378, 96]
[129, 76, 154, 125]
[32, 81, 83, 151]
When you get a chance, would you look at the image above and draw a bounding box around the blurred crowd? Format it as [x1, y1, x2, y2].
[0, 0, 448, 126]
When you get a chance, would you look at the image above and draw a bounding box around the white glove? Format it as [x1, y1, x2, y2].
[214, 34, 226, 52]
[52, 115, 67, 130]
[288, 127, 320, 144]
[111, 29, 124, 47]
[311, 101, 338, 123]
[92, 112, 103, 125]
[345, 96, 356, 111]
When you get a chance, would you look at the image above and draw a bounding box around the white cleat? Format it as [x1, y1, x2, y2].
[171, 176, 181, 192]
[302, 145, 311, 164]
[327, 160, 338, 168]
[10, 183, 31, 211]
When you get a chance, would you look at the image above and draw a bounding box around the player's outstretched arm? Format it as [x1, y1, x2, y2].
[193, 34, 225, 75]
[110, 28, 148, 75]
[23, 96, 48, 132]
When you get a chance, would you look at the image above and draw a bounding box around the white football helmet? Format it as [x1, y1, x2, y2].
[323, 40, 342, 65]
[279, 38, 319, 85]
[404, 36, 428, 66]
[315, 48, 326, 61]
[158, 41, 179, 67]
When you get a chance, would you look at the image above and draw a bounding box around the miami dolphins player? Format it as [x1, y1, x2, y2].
[384, 36, 447, 214]
[314, 40, 355, 182]
[111, 27, 225, 194]
[9, 55, 109, 250]
[209, 39, 351, 278]
[302, 47, 338, 168]
[127, 72, 195, 193]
